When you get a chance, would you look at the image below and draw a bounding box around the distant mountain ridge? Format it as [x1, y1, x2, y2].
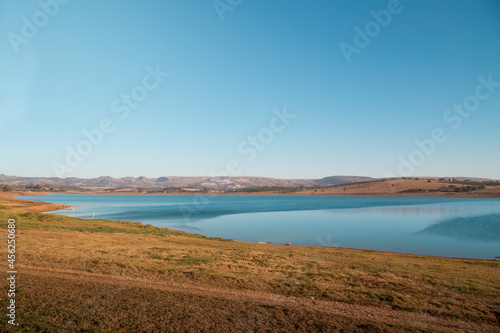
[1, 175, 496, 191]
[0, 174, 374, 190]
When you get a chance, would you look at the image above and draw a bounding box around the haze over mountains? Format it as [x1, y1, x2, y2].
[0, 175, 374, 190]
[0, 175, 496, 191]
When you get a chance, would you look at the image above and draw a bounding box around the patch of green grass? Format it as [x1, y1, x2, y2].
[147, 252, 164, 260]
[0, 204, 11, 210]
[252, 257, 269, 266]
[176, 255, 213, 266]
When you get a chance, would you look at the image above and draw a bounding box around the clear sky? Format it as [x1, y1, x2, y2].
[1, 0, 499, 179]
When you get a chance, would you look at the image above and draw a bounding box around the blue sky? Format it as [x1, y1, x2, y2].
[1, 0, 499, 179]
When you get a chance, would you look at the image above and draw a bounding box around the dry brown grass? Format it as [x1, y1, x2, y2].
[295, 179, 500, 197]
[0, 192, 64, 212]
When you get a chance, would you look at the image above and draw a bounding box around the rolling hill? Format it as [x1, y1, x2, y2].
[0, 174, 374, 190]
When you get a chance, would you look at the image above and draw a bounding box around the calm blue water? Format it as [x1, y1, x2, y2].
[20, 194, 500, 259]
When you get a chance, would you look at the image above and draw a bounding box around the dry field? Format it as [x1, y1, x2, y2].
[0, 193, 499, 332]
[293, 179, 500, 197]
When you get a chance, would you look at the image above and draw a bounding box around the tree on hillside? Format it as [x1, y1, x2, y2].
[1, 185, 13, 192]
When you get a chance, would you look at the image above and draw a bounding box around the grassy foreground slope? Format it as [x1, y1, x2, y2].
[0, 196, 499, 332]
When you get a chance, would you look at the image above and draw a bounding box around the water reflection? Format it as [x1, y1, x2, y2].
[329, 204, 462, 216]
[418, 214, 500, 242]
[18, 194, 500, 259]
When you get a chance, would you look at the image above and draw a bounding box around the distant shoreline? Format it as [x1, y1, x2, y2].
[17, 191, 500, 198]
[8, 179, 500, 201]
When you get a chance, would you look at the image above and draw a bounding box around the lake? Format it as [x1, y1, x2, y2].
[20, 194, 500, 259]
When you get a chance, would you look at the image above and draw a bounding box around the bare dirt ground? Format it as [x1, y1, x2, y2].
[10, 265, 499, 332]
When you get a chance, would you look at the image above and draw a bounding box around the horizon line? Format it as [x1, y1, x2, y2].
[0, 174, 498, 181]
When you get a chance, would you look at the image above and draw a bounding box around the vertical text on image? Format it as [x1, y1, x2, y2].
[6, 219, 18, 326]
